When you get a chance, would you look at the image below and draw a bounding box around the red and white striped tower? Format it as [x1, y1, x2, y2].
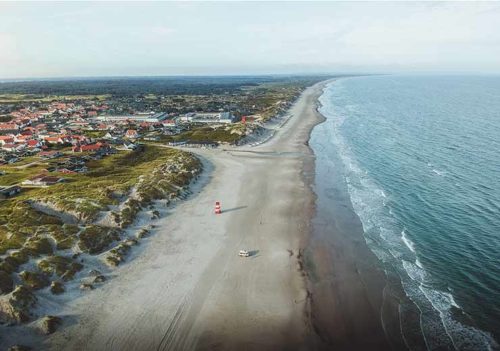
[214, 201, 222, 214]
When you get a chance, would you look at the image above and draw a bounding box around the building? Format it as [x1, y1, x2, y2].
[39, 151, 63, 159]
[0, 136, 15, 145]
[2, 143, 25, 152]
[94, 112, 169, 123]
[22, 174, 64, 186]
[162, 119, 177, 128]
[125, 129, 139, 139]
[72, 142, 110, 153]
[179, 112, 235, 124]
[0, 123, 21, 133]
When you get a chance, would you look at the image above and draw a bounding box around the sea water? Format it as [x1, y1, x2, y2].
[316, 75, 500, 350]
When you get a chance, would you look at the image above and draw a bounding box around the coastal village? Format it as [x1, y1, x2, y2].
[0, 87, 297, 195]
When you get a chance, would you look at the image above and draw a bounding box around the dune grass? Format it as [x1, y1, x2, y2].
[0, 145, 200, 300]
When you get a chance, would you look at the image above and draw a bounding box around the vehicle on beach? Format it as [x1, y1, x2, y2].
[238, 250, 250, 257]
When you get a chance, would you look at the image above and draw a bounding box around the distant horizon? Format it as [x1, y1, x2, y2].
[2, 2, 500, 79]
[2, 71, 500, 83]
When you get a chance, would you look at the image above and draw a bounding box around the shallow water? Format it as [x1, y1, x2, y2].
[315, 75, 500, 350]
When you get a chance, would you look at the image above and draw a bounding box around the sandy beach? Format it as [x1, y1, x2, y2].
[45, 81, 328, 350]
[39, 78, 409, 351]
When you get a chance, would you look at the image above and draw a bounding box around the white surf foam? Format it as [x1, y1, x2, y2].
[415, 257, 424, 269]
[401, 228, 416, 253]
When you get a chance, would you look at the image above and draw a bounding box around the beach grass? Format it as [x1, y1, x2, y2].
[0, 144, 200, 304]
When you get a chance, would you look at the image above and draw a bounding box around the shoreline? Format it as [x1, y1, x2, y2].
[306, 80, 409, 350]
[4, 79, 404, 351]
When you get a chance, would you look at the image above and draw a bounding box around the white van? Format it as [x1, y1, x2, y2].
[238, 250, 250, 257]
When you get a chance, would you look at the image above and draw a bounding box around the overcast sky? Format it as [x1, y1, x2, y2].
[1, 1, 500, 78]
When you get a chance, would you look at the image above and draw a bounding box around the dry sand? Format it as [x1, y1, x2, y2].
[46, 81, 329, 351]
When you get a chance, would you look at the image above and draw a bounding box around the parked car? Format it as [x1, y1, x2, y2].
[238, 250, 250, 257]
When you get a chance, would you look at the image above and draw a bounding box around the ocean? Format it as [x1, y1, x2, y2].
[314, 75, 500, 350]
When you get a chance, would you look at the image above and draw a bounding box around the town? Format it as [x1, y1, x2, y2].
[0, 76, 319, 173]
[0, 78, 315, 194]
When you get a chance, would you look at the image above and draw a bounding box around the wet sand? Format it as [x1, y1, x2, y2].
[307, 86, 409, 350]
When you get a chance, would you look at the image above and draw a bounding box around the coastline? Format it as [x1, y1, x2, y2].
[40, 80, 329, 350]
[306, 80, 409, 350]
[3, 79, 410, 351]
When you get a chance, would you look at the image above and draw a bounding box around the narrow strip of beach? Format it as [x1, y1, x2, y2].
[46, 81, 328, 350]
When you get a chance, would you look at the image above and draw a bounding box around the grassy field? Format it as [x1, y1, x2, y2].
[0, 145, 201, 303]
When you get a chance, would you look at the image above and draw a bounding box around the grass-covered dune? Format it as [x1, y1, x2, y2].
[0, 145, 201, 324]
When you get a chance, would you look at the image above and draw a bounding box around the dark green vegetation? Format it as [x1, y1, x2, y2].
[0, 145, 201, 324]
[0, 76, 329, 96]
[0, 94, 109, 104]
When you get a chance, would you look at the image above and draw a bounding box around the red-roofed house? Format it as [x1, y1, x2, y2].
[0, 123, 20, 131]
[14, 134, 32, 142]
[44, 136, 67, 144]
[125, 129, 139, 139]
[72, 142, 109, 153]
[34, 124, 48, 133]
[0, 136, 15, 145]
[27, 140, 43, 149]
[162, 119, 177, 128]
[2, 143, 24, 152]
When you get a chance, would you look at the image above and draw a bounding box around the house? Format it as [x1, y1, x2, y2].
[14, 134, 32, 142]
[143, 134, 160, 141]
[125, 129, 139, 139]
[0, 136, 15, 145]
[27, 140, 43, 149]
[22, 174, 64, 186]
[34, 124, 48, 133]
[38, 150, 63, 159]
[0, 123, 20, 132]
[2, 143, 25, 152]
[72, 142, 110, 153]
[68, 135, 88, 145]
[162, 119, 177, 128]
[123, 141, 138, 150]
[103, 132, 116, 140]
[44, 136, 67, 144]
